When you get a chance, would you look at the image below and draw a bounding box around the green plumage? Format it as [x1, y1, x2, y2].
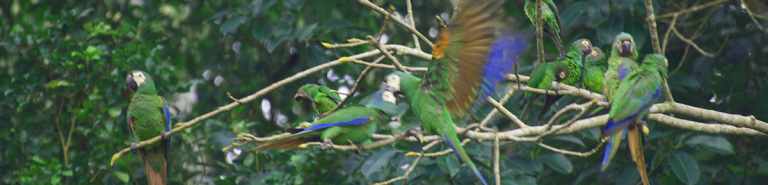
[295, 84, 342, 116]
[524, 0, 563, 56]
[584, 47, 607, 93]
[527, 39, 593, 92]
[604, 33, 639, 100]
[601, 54, 668, 185]
[126, 71, 169, 185]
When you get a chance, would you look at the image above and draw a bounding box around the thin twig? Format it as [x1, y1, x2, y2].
[487, 97, 529, 128]
[494, 132, 501, 185]
[369, 36, 410, 72]
[671, 26, 716, 57]
[321, 38, 370, 49]
[535, 0, 545, 65]
[480, 89, 515, 129]
[373, 156, 423, 185]
[357, 0, 434, 47]
[328, 56, 386, 114]
[405, 0, 422, 51]
[657, 0, 729, 19]
[537, 138, 605, 157]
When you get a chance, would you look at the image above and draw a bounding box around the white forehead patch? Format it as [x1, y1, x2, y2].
[382, 91, 397, 104]
[132, 71, 146, 86]
[385, 74, 401, 92]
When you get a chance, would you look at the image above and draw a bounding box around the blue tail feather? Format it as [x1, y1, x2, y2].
[444, 136, 489, 185]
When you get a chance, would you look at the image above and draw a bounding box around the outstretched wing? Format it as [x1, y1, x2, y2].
[426, 0, 513, 118]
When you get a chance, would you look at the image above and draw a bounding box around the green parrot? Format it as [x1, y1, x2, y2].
[525, 39, 593, 118]
[384, 1, 527, 184]
[254, 86, 401, 151]
[603, 32, 640, 101]
[294, 84, 342, 117]
[524, 0, 564, 56]
[583, 47, 607, 93]
[125, 71, 173, 185]
[600, 54, 668, 185]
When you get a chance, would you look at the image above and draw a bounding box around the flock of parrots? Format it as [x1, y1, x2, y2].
[122, 0, 668, 184]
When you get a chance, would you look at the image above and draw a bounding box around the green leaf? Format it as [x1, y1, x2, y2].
[220, 16, 247, 35]
[61, 170, 73, 176]
[685, 135, 734, 155]
[539, 153, 573, 174]
[361, 150, 396, 180]
[669, 151, 700, 185]
[45, 80, 73, 89]
[113, 171, 130, 183]
[501, 175, 537, 185]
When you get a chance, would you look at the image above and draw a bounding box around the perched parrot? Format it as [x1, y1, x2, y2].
[583, 47, 607, 93]
[603, 32, 639, 100]
[294, 84, 342, 117]
[253, 86, 401, 151]
[384, 1, 526, 184]
[125, 71, 172, 185]
[525, 39, 592, 118]
[600, 54, 668, 185]
[524, 0, 563, 56]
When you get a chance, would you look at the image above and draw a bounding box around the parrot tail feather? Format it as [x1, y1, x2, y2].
[600, 128, 625, 171]
[628, 126, 650, 185]
[443, 135, 489, 185]
[142, 151, 167, 185]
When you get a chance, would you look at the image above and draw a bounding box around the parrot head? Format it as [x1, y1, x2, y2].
[613, 33, 636, 58]
[126, 70, 156, 94]
[642, 54, 669, 78]
[383, 71, 420, 97]
[586, 47, 606, 64]
[565, 38, 593, 62]
[294, 84, 318, 101]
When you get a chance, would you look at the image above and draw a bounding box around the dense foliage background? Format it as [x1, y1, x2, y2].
[2, 0, 767, 184]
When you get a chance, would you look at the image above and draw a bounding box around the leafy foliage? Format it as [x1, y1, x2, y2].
[1, 0, 767, 184]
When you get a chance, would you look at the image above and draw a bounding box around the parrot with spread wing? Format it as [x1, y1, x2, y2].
[125, 71, 173, 185]
[384, 1, 526, 184]
[600, 54, 668, 185]
[603, 32, 639, 100]
[584, 47, 607, 93]
[253, 85, 401, 151]
[524, 0, 564, 56]
[294, 84, 342, 117]
[525, 39, 592, 118]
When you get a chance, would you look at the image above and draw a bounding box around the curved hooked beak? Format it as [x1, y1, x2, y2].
[126, 74, 138, 92]
[620, 40, 632, 56]
[293, 91, 309, 101]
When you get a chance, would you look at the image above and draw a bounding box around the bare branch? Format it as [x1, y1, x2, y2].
[357, 0, 434, 47]
[487, 96, 529, 128]
[671, 26, 716, 57]
[657, 0, 729, 19]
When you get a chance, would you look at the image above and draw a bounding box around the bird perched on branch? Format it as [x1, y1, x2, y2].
[525, 39, 593, 119]
[601, 54, 668, 185]
[384, 0, 527, 184]
[293, 84, 343, 121]
[604, 32, 639, 100]
[524, 0, 564, 56]
[125, 70, 173, 185]
[253, 83, 402, 151]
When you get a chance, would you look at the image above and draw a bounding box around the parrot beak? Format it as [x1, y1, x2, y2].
[293, 91, 308, 101]
[620, 40, 632, 57]
[581, 40, 593, 55]
[126, 73, 138, 92]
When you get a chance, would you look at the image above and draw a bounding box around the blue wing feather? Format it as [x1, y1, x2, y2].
[479, 36, 527, 98]
[299, 117, 369, 133]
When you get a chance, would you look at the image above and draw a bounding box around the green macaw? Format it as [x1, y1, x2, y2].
[254, 87, 401, 151]
[600, 54, 668, 185]
[125, 71, 173, 185]
[603, 32, 640, 101]
[583, 47, 607, 93]
[294, 84, 342, 117]
[524, 0, 564, 56]
[384, 1, 526, 184]
[525, 39, 593, 118]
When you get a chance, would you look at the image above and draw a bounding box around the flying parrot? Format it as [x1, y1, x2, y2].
[583, 46, 607, 93]
[384, 1, 526, 184]
[600, 54, 668, 185]
[525, 39, 592, 118]
[125, 70, 173, 185]
[253, 85, 401, 151]
[603, 32, 639, 101]
[524, 0, 564, 56]
[294, 84, 342, 117]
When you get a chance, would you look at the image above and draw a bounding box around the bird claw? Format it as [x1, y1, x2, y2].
[130, 143, 139, 154]
[320, 140, 334, 150]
